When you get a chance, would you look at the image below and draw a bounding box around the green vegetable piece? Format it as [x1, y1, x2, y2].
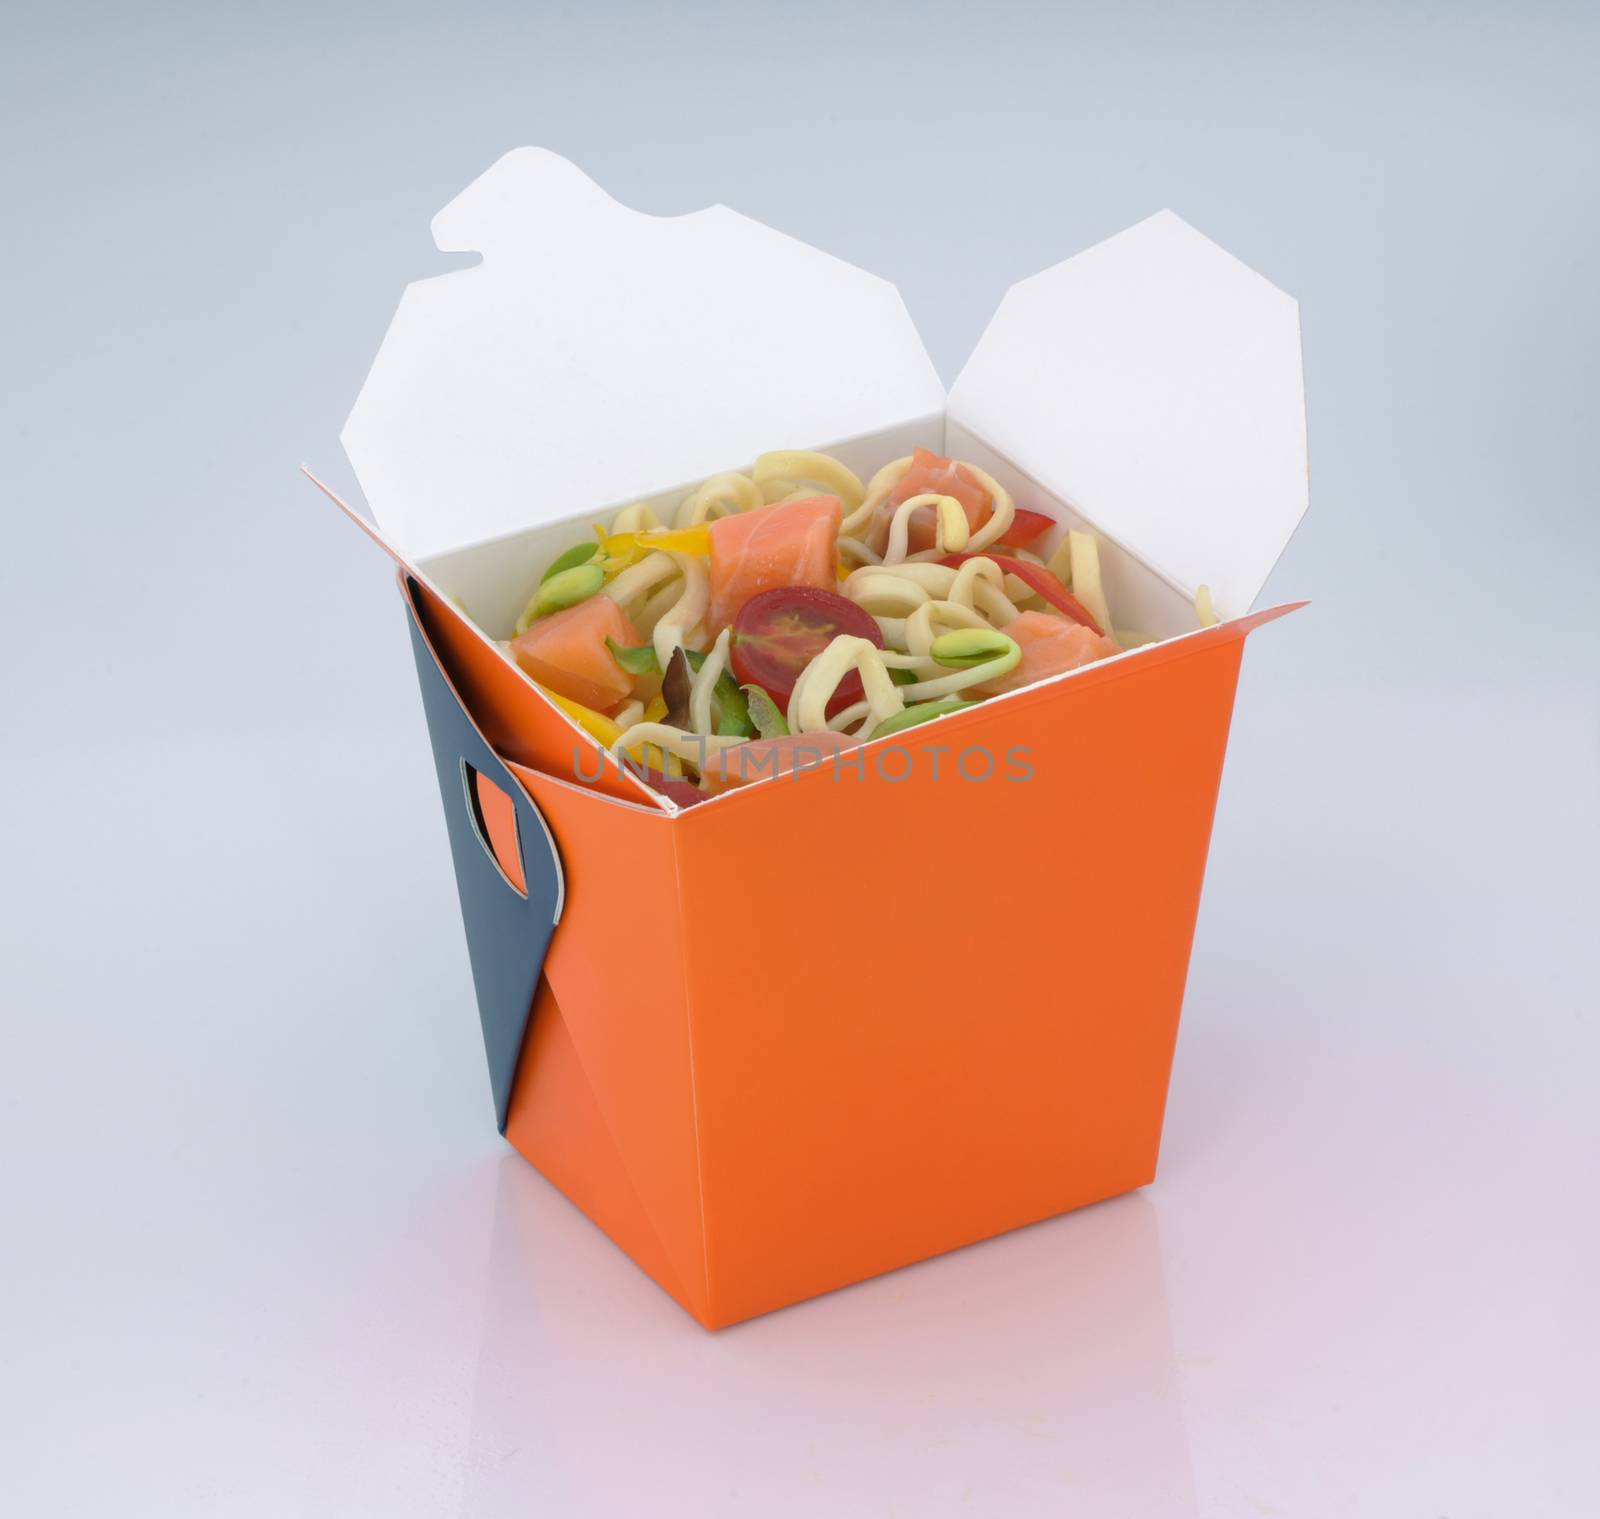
[888, 665, 918, 686]
[541, 542, 601, 582]
[869, 697, 971, 740]
[532, 563, 604, 619]
[713, 672, 755, 738]
[929, 628, 1017, 668]
[607, 639, 661, 676]
[742, 685, 790, 740]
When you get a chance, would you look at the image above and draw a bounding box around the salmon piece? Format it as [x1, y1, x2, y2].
[708, 495, 841, 632]
[974, 611, 1121, 696]
[701, 730, 860, 794]
[510, 594, 640, 713]
[868, 448, 993, 554]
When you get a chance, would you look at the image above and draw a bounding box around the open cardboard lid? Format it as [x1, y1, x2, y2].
[343, 148, 945, 560]
[948, 211, 1308, 619]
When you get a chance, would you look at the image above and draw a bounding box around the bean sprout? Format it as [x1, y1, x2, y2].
[896, 633, 1021, 703]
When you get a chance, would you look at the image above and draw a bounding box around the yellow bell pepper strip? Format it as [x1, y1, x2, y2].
[537, 687, 680, 775]
[602, 525, 712, 561]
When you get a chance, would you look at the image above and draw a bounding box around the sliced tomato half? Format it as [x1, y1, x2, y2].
[730, 586, 884, 715]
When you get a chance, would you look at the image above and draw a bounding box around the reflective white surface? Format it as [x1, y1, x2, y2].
[4, 685, 1595, 1515]
[3, 1, 1597, 1512]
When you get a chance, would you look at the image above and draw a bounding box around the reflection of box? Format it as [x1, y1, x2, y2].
[318, 148, 1307, 1328]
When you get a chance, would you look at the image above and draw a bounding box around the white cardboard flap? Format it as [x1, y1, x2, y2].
[947, 211, 1307, 619]
[342, 148, 945, 560]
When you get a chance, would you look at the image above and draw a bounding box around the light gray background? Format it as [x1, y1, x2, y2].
[3, 3, 1597, 1515]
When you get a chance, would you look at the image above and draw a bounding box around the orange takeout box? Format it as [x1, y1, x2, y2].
[317, 148, 1308, 1329]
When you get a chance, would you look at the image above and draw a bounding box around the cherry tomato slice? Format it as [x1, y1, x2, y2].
[730, 586, 884, 714]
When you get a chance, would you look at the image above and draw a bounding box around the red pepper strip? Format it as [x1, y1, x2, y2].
[995, 508, 1054, 548]
[939, 552, 1105, 636]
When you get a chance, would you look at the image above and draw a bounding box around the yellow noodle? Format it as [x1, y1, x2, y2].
[651, 551, 710, 667]
[610, 501, 663, 535]
[752, 451, 867, 511]
[957, 461, 1015, 553]
[837, 536, 882, 567]
[882, 492, 970, 564]
[634, 575, 686, 638]
[841, 454, 912, 539]
[610, 722, 747, 772]
[603, 551, 679, 611]
[903, 599, 991, 657]
[944, 558, 1013, 620]
[1067, 531, 1114, 635]
[689, 626, 733, 737]
[844, 568, 935, 618]
[786, 635, 904, 734]
[675, 471, 762, 527]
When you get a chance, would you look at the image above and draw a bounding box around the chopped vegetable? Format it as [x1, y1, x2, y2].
[607, 638, 661, 676]
[997, 508, 1054, 549]
[868, 697, 972, 740]
[541, 542, 602, 582]
[603, 525, 713, 560]
[742, 684, 790, 740]
[930, 627, 1016, 668]
[519, 562, 604, 628]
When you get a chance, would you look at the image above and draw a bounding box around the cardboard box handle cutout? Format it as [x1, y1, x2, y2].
[405, 575, 563, 1131]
